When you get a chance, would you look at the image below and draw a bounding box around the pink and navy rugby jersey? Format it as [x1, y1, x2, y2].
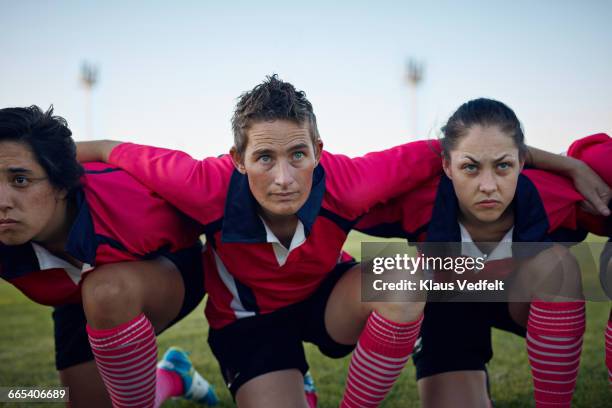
[107, 141, 443, 328]
[357, 133, 612, 258]
[0, 162, 201, 306]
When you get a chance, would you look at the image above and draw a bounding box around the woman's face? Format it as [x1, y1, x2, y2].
[442, 125, 524, 225]
[0, 141, 67, 245]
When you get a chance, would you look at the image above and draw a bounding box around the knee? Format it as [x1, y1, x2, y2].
[81, 266, 143, 326]
[373, 301, 425, 323]
[546, 245, 580, 281]
[527, 244, 582, 298]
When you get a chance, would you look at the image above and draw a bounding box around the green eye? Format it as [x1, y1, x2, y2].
[464, 164, 478, 173]
[293, 151, 305, 160]
[497, 162, 510, 170]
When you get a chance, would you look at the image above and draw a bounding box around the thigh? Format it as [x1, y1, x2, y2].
[418, 370, 489, 408]
[82, 256, 186, 332]
[59, 361, 111, 408]
[236, 369, 308, 408]
[512, 243, 583, 301]
[302, 261, 361, 354]
[323, 260, 425, 347]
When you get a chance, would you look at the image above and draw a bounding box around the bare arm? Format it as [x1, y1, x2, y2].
[76, 140, 121, 163]
[526, 145, 611, 216]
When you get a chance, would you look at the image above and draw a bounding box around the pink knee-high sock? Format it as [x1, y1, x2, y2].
[340, 311, 423, 408]
[527, 300, 585, 408]
[87, 314, 158, 408]
[606, 317, 612, 387]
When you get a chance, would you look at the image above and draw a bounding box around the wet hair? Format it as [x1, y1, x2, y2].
[0, 105, 83, 195]
[440, 98, 527, 160]
[231, 74, 320, 156]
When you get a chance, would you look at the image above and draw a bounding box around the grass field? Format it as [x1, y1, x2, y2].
[0, 232, 610, 407]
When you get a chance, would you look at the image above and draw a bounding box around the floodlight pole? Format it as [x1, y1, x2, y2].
[405, 58, 424, 138]
[80, 62, 99, 139]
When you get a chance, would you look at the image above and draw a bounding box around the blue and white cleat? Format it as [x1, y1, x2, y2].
[158, 346, 219, 406]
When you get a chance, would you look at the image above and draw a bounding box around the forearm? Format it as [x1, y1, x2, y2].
[76, 140, 121, 163]
[526, 146, 582, 176]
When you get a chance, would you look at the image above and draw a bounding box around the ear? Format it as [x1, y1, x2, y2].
[314, 139, 323, 166]
[54, 188, 69, 202]
[230, 146, 246, 174]
[442, 157, 452, 179]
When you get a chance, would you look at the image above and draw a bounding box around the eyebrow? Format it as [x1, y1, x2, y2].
[252, 148, 274, 156]
[461, 153, 514, 163]
[493, 154, 513, 162]
[2, 167, 34, 174]
[462, 155, 480, 164]
[287, 143, 309, 152]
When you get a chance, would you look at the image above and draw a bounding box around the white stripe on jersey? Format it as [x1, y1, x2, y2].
[212, 248, 256, 319]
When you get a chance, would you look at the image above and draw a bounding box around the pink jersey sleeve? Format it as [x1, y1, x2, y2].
[522, 169, 583, 232]
[108, 143, 234, 225]
[320, 139, 442, 218]
[567, 133, 612, 187]
[567, 133, 612, 235]
[355, 176, 440, 238]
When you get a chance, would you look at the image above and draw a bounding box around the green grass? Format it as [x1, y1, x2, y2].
[0, 232, 610, 407]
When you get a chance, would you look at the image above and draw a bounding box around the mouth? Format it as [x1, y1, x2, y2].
[475, 200, 501, 209]
[271, 192, 298, 199]
[0, 219, 18, 230]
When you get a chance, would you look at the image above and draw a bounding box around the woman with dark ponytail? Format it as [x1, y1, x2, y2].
[358, 98, 611, 407]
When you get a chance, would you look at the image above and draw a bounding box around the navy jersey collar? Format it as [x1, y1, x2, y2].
[221, 165, 326, 243]
[426, 173, 550, 243]
[64, 189, 98, 265]
[511, 175, 550, 242]
[426, 175, 461, 242]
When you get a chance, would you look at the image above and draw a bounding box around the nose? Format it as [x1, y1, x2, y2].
[478, 169, 497, 195]
[0, 185, 14, 213]
[273, 159, 295, 189]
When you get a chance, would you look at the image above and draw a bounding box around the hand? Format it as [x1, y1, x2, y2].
[570, 160, 611, 216]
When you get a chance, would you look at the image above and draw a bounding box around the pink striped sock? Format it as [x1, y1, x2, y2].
[606, 318, 612, 387]
[87, 314, 158, 408]
[340, 311, 423, 408]
[526, 300, 585, 408]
